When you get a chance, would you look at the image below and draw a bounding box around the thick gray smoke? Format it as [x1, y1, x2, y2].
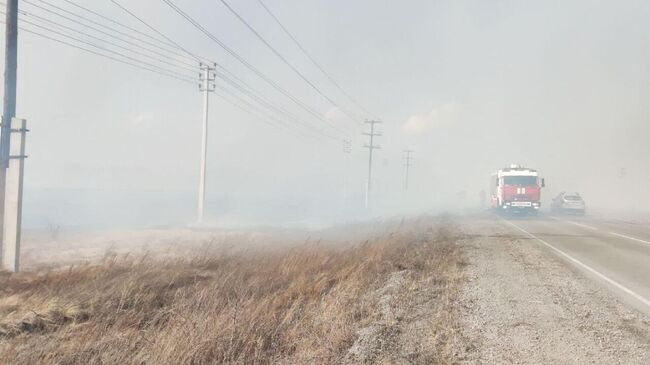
[4, 0, 649, 228]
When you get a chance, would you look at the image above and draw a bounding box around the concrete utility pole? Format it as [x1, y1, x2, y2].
[197, 63, 215, 224]
[403, 149, 413, 191]
[2, 118, 26, 272]
[362, 120, 381, 209]
[342, 139, 351, 202]
[0, 0, 19, 271]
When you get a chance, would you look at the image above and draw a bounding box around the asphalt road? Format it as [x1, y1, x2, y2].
[503, 213, 650, 315]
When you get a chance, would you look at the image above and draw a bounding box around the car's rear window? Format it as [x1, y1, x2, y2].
[564, 195, 582, 201]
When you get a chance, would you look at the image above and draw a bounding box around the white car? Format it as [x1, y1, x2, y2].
[551, 192, 586, 215]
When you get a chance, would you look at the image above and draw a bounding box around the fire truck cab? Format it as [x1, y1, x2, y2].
[491, 164, 545, 214]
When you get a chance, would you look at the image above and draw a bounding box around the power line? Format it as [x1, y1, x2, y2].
[60, 0, 176, 49]
[215, 89, 305, 139]
[0, 5, 197, 83]
[218, 0, 359, 124]
[209, 60, 339, 138]
[215, 83, 328, 141]
[15, 18, 197, 81]
[17, 0, 338, 139]
[108, 0, 337, 139]
[12, 9, 197, 74]
[215, 70, 334, 138]
[24, 0, 197, 65]
[161, 0, 331, 125]
[10, 23, 197, 84]
[14, 31, 331, 139]
[211, 63, 315, 129]
[209, 68, 334, 140]
[109, 0, 208, 64]
[160, 0, 348, 137]
[19, 1, 198, 69]
[255, 0, 380, 120]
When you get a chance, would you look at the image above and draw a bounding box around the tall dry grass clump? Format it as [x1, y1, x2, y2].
[0, 220, 465, 364]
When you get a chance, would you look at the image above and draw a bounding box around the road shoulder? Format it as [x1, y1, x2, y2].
[457, 217, 650, 364]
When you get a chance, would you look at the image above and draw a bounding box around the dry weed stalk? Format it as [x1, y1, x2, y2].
[0, 221, 464, 364]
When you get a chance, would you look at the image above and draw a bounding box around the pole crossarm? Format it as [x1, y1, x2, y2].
[342, 139, 352, 153]
[198, 62, 216, 91]
[363, 144, 381, 149]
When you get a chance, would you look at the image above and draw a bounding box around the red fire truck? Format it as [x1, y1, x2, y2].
[491, 164, 545, 214]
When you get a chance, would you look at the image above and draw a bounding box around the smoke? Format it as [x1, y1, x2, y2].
[402, 103, 459, 136]
[131, 113, 155, 129]
[10, 0, 650, 229]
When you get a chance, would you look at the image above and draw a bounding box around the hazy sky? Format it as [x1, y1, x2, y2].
[3, 0, 650, 226]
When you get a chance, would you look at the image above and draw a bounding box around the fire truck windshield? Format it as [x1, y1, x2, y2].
[503, 176, 537, 186]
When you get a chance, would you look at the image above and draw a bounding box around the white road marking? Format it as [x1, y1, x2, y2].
[549, 216, 597, 230]
[564, 220, 598, 231]
[552, 217, 650, 247]
[609, 232, 650, 247]
[502, 219, 650, 310]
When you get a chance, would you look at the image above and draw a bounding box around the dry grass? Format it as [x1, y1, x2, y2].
[0, 219, 465, 364]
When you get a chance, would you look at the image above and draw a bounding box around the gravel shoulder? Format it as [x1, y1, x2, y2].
[457, 216, 650, 364]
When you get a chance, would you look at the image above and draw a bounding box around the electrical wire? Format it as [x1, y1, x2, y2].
[60, 0, 176, 49]
[218, 0, 359, 124]
[11, 23, 325, 139]
[19, 1, 198, 70]
[9, 23, 197, 84]
[215, 71, 336, 139]
[6, 16, 198, 82]
[109, 0, 209, 65]
[215, 85, 331, 141]
[109, 0, 338, 138]
[9, 1, 341, 139]
[13, 9, 197, 74]
[160, 0, 349, 137]
[256, 0, 380, 120]
[25, 0, 197, 65]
